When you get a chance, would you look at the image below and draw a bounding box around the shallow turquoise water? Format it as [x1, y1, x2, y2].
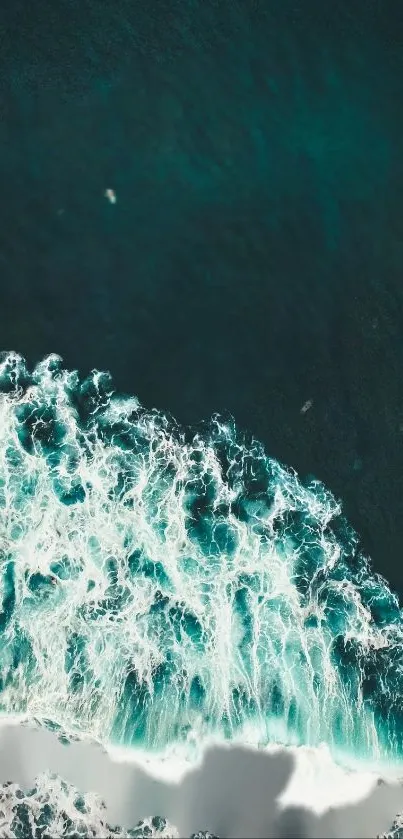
[0, 353, 402, 769]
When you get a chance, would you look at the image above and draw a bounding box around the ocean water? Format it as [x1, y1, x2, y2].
[0, 350, 402, 769]
[0, 355, 403, 838]
[2, 0, 403, 600]
[3, 0, 403, 834]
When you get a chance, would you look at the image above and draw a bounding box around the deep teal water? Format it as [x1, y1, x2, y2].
[1, 1, 403, 596]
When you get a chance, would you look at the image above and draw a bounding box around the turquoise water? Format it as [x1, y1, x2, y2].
[0, 352, 402, 769]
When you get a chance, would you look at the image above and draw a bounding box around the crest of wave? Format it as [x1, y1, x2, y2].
[0, 352, 402, 769]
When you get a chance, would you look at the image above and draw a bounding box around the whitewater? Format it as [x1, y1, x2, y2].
[1, 352, 403, 835]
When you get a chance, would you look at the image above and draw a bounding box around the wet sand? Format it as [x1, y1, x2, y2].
[0, 718, 402, 837]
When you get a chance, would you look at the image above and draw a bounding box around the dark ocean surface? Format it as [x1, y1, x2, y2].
[1, 0, 403, 598]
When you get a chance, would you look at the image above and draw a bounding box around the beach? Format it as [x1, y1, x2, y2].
[0, 717, 402, 837]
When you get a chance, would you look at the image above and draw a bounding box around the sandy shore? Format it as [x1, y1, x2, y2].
[0, 716, 401, 837]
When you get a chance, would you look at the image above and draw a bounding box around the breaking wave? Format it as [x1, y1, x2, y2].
[0, 352, 402, 769]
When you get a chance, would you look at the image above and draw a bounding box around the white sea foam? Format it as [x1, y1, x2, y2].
[0, 353, 402, 769]
[0, 354, 403, 835]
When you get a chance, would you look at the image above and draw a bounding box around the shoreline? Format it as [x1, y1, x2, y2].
[0, 716, 402, 836]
